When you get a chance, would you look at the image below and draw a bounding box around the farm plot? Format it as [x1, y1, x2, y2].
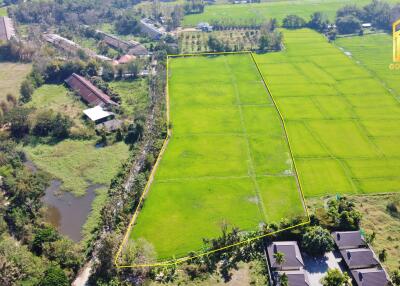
[182, 0, 399, 27]
[128, 53, 306, 262]
[178, 29, 260, 53]
[255, 29, 400, 198]
[335, 34, 400, 97]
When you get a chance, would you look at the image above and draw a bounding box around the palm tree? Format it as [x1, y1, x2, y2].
[280, 272, 289, 286]
[274, 251, 286, 270]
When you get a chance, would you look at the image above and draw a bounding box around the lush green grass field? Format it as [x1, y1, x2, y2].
[24, 140, 129, 196]
[336, 33, 400, 97]
[130, 54, 306, 260]
[109, 79, 149, 117]
[26, 84, 86, 127]
[255, 29, 400, 197]
[0, 62, 31, 102]
[183, 0, 399, 27]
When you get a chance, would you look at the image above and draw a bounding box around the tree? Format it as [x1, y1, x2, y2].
[336, 15, 362, 34]
[321, 269, 351, 286]
[301, 226, 334, 256]
[32, 226, 59, 255]
[20, 80, 34, 103]
[5, 107, 31, 139]
[309, 12, 329, 31]
[115, 14, 140, 35]
[336, 5, 364, 19]
[273, 251, 285, 270]
[280, 272, 289, 286]
[363, 0, 391, 30]
[32, 110, 72, 139]
[39, 265, 69, 286]
[126, 61, 140, 79]
[282, 15, 306, 29]
[101, 62, 115, 82]
[391, 270, 400, 286]
[378, 249, 387, 262]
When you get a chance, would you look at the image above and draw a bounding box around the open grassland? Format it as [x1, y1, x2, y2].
[26, 84, 86, 127]
[24, 140, 129, 196]
[254, 29, 400, 198]
[179, 29, 260, 53]
[352, 194, 400, 272]
[183, 0, 399, 27]
[335, 33, 400, 97]
[0, 7, 7, 16]
[109, 79, 149, 117]
[130, 53, 306, 261]
[0, 62, 31, 101]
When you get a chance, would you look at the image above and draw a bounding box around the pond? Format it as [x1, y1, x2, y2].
[42, 180, 104, 242]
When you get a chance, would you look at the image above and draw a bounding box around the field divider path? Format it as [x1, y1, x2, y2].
[223, 55, 268, 222]
[250, 53, 310, 218]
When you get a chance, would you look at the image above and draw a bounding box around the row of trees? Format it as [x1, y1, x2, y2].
[0, 140, 83, 285]
[282, 0, 400, 36]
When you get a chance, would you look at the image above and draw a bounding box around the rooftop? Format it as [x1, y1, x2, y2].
[0, 16, 16, 41]
[332, 231, 366, 249]
[267, 241, 304, 269]
[83, 105, 113, 122]
[340, 248, 380, 269]
[351, 268, 389, 286]
[278, 270, 310, 286]
[65, 73, 117, 106]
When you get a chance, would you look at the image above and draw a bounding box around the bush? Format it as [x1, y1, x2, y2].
[20, 80, 34, 103]
[39, 265, 69, 286]
[301, 226, 334, 256]
[32, 110, 72, 139]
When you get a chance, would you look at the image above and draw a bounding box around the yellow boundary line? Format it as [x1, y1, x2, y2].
[114, 51, 310, 268]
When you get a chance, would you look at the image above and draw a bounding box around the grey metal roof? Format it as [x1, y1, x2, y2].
[267, 241, 304, 269]
[0, 16, 16, 41]
[351, 268, 389, 286]
[332, 231, 366, 249]
[340, 248, 379, 269]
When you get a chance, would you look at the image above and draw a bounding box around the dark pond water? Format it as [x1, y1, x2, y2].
[24, 159, 106, 241]
[42, 180, 104, 242]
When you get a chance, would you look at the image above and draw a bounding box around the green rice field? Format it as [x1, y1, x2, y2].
[254, 29, 400, 197]
[335, 33, 400, 97]
[182, 0, 399, 27]
[129, 53, 307, 261]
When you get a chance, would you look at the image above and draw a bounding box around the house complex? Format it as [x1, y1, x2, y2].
[332, 231, 390, 286]
[96, 30, 148, 56]
[139, 18, 166, 39]
[43, 33, 111, 61]
[0, 16, 16, 42]
[65, 73, 117, 106]
[267, 241, 310, 286]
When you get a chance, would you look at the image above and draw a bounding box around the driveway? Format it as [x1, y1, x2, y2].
[303, 250, 343, 286]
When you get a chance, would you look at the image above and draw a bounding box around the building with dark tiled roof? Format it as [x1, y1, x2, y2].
[340, 248, 380, 270]
[0, 16, 16, 42]
[267, 241, 304, 271]
[278, 270, 310, 286]
[65, 73, 117, 106]
[351, 268, 390, 286]
[332, 231, 366, 250]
